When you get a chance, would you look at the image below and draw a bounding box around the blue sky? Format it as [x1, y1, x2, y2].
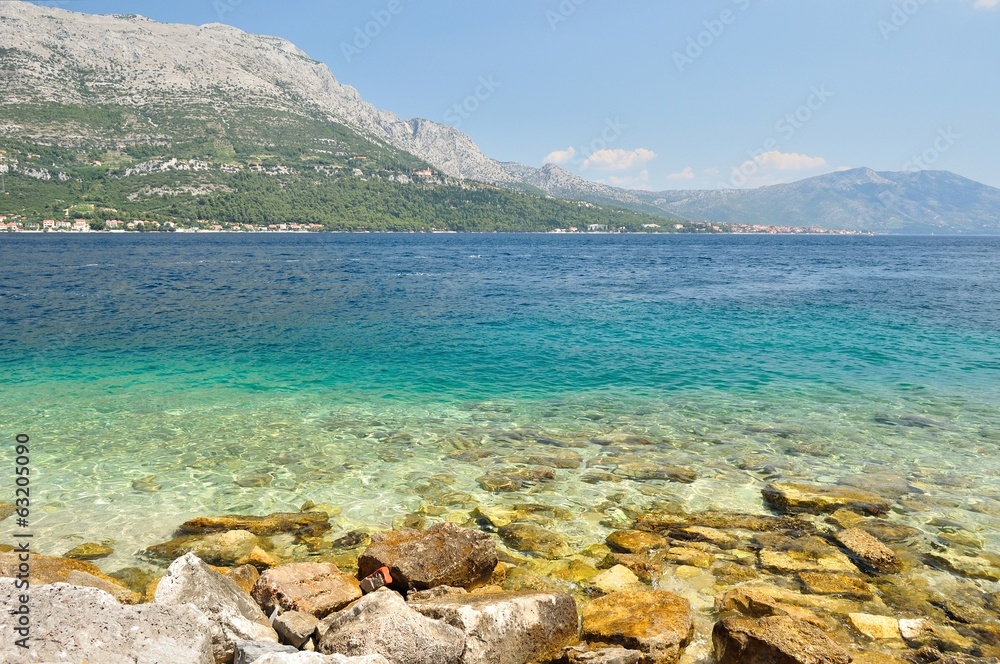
[29, 0, 1000, 191]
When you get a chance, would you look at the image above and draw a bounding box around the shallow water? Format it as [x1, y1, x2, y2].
[1, 233, 999, 573]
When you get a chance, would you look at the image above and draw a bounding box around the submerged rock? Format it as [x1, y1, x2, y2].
[179, 512, 331, 537]
[317, 587, 465, 664]
[606, 530, 668, 554]
[847, 613, 903, 641]
[759, 548, 856, 574]
[581, 590, 693, 664]
[592, 565, 642, 593]
[634, 510, 806, 534]
[712, 616, 852, 664]
[477, 466, 556, 492]
[252, 562, 362, 618]
[498, 522, 572, 559]
[358, 522, 497, 591]
[0, 578, 215, 664]
[64, 542, 114, 560]
[145, 529, 262, 567]
[797, 572, 874, 600]
[410, 590, 579, 664]
[762, 482, 891, 515]
[834, 527, 901, 573]
[154, 552, 278, 663]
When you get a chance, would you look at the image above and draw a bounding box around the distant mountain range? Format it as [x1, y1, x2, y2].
[1, 1, 998, 233]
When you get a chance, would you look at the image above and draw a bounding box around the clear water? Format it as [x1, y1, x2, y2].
[1, 233, 999, 572]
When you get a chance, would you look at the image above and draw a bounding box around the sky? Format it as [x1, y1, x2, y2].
[26, 0, 1000, 191]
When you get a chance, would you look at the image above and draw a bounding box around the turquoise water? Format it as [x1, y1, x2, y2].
[1, 233, 999, 569]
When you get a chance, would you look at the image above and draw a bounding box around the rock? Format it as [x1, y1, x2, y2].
[317, 587, 465, 664]
[712, 616, 852, 664]
[252, 562, 362, 618]
[0, 551, 122, 586]
[606, 530, 668, 554]
[835, 528, 901, 573]
[357, 522, 497, 592]
[927, 550, 1000, 581]
[593, 564, 642, 593]
[552, 646, 644, 664]
[797, 572, 873, 600]
[848, 613, 903, 641]
[613, 463, 697, 484]
[478, 467, 556, 492]
[235, 640, 302, 664]
[0, 502, 14, 521]
[67, 570, 143, 604]
[763, 482, 891, 515]
[898, 618, 933, 642]
[759, 548, 857, 574]
[0, 577, 214, 663]
[669, 526, 741, 550]
[64, 541, 115, 560]
[145, 529, 261, 567]
[219, 564, 262, 595]
[664, 547, 713, 569]
[407, 585, 469, 602]
[581, 590, 693, 664]
[154, 552, 279, 663]
[179, 512, 331, 537]
[498, 522, 572, 559]
[274, 610, 320, 648]
[714, 586, 823, 626]
[410, 590, 579, 664]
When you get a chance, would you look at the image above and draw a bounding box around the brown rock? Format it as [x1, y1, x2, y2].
[252, 562, 362, 618]
[763, 482, 891, 515]
[665, 547, 713, 569]
[759, 548, 856, 574]
[635, 510, 806, 534]
[65, 570, 142, 604]
[713, 616, 852, 664]
[715, 585, 823, 626]
[178, 511, 330, 536]
[63, 542, 114, 560]
[835, 528, 901, 573]
[670, 526, 741, 550]
[847, 613, 902, 641]
[606, 530, 668, 554]
[108, 567, 160, 600]
[216, 564, 260, 596]
[0, 551, 121, 586]
[358, 522, 498, 591]
[0, 502, 14, 522]
[582, 590, 693, 664]
[603, 553, 666, 584]
[498, 522, 572, 560]
[797, 572, 874, 600]
[144, 529, 260, 567]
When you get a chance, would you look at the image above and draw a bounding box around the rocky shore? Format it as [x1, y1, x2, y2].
[2, 480, 999, 663]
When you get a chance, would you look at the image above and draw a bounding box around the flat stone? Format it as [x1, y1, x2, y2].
[763, 482, 891, 515]
[634, 510, 806, 534]
[0, 578, 214, 663]
[606, 530, 668, 554]
[835, 528, 901, 573]
[477, 467, 556, 492]
[669, 526, 741, 550]
[154, 552, 278, 664]
[582, 590, 694, 664]
[797, 572, 874, 600]
[235, 640, 301, 664]
[252, 562, 362, 618]
[552, 645, 644, 664]
[64, 542, 115, 560]
[714, 585, 823, 626]
[759, 548, 857, 574]
[274, 610, 320, 648]
[848, 613, 903, 641]
[144, 529, 261, 567]
[317, 587, 465, 664]
[927, 550, 1000, 581]
[67, 570, 143, 604]
[712, 616, 852, 664]
[0, 551, 123, 586]
[358, 521, 498, 591]
[592, 564, 641, 593]
[664, 547, 713, 569]
[410, 590, 579, 664]
[498, 522, 572, 559]
[179, 512, 331, 537]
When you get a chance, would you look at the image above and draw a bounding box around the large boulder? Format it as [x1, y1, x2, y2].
[145, 529, 262, 567]
[357, 522, 497, 592]
[252, 562, 362, 618]
[713, 616, 852, 664]
[0, 578, 214, 664]
[154, 552, 278, 663]
[762, 483, 890, 516]
[410, 590, 579, 664]
[180, 512, 331, 537]
[581, 590, 693, 664]
[317, 587, 465, 664]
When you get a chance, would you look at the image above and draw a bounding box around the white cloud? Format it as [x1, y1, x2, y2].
[703, 167, 720, 176]
[543, 146, 576, 165]
[666, 166, 696, 181]
[745, 150, 827, 172]
[604, 170, 651, 190]
[974, 0, 1000, 9]
[582, 147, 656, 171]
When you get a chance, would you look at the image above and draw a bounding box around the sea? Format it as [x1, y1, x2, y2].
[1, 233, 999, 571]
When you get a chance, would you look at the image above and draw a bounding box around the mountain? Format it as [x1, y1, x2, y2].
[1, 2, 997, 233]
